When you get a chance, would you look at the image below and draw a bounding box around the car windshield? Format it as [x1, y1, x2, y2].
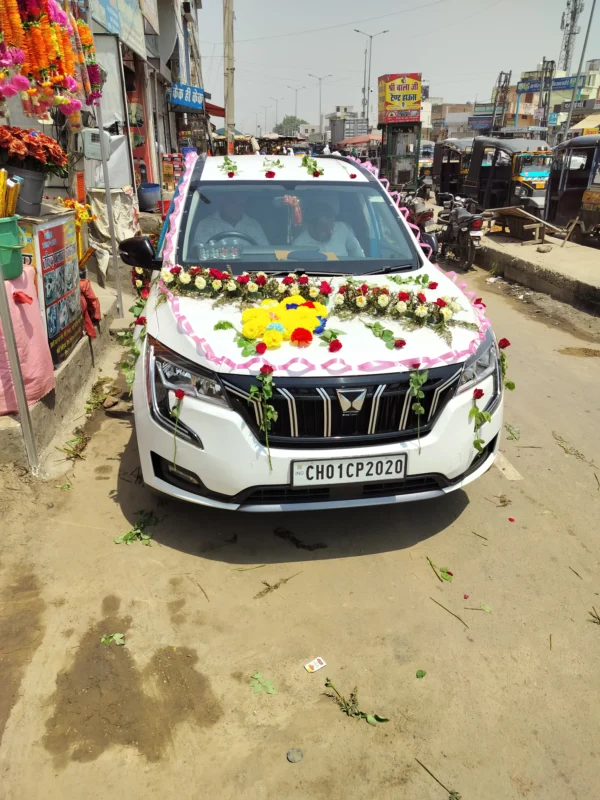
[178, 179, 420, 275]
[517, 154, 552, 178]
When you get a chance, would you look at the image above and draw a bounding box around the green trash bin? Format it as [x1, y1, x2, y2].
[0, 215, 24, 280]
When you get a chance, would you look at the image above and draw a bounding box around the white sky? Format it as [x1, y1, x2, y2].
[198, 0, 600, 134]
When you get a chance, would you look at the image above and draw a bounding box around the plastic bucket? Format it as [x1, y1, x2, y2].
[0, 215, 24, 280]
[138, 182, 161, 211]
[7, 164, 46, 217]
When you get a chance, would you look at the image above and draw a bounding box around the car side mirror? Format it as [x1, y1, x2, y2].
[119, 236, 161, 272]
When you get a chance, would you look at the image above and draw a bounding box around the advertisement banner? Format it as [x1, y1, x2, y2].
[473, 103, 495, 116]
[378, 73, 422, 124]
[469, 116, 492, 130]
[517, 75, 586, 94]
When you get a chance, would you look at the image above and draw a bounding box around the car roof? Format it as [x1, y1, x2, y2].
[201, 154, 371, 182]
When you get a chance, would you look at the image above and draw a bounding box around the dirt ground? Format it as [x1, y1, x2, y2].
[1, 272, 600, 800]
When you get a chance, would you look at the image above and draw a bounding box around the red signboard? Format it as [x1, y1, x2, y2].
[378, 73, 422, 125]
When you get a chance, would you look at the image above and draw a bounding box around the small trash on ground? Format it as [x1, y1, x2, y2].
[486, 276, 498, 283]
[305, 657, 326, 673]
[415, 758, 462, 799]
[588, 607, 600, 626]
[416, 670, 426, 679]
[254, 572, 302, 600]
[286, 748, 303, 763]
[537, 244, 552, 253]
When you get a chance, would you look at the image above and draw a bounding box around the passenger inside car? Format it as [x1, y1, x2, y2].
[292, 201, 365, 257]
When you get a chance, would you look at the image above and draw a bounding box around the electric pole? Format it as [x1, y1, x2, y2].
[287, 85, 306, 120]
[223, 0, 235, 153]
[308, 73, 332, 140]
[261, 104, 271, 134]
[361, 46, 368, 119]
[354, 28, 388, 132]
[270, 96, 284, 128]
[559, 0, 585, 74]
[564, 0, 597, 136]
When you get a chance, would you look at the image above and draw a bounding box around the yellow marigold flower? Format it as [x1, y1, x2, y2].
[260, 298, 278, 308]
[262, 329, 284, 349]
[242, 320, 265, 340]
[241, 308, 270, 328]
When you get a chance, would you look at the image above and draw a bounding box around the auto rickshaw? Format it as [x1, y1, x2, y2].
[545, 134, 600, 246]
[432, 138, 473, 199]
[463, 137, 552, 216]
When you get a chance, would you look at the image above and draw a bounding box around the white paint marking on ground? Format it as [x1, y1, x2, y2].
[494, 452, 524, 481]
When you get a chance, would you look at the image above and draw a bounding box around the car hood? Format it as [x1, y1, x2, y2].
[145, 269, 488, 378]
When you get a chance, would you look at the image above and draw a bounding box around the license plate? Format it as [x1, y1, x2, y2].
[292, 454, 407, 487]
[470, 231, 483, 238]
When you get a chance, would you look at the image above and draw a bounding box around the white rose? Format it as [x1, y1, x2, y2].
[415, 304, 428, 318]
[135, 267, 144, 275]
[309, 286, 319, 298]
[226, 280, 237, 292]
[248, 281, 258, 293]
[277, 283, 287, 294]
[257, 271, 266, 278]
[161, 268, 174, 284]
[449, 301, 461, 313]
[287, 273, 296, 280]
[378, 293, 390, 308]
[442, 296, 452, 304]
[356, 295, 367, 308]
[212, 279, 222, 290]
[179, 271, 191, 284]
[334, 294, 345, 306]
[195, 275, 207, 290]
[440, 307, 453, 321]
[135, 279, 142, 288]
[395, 301, 407, 314]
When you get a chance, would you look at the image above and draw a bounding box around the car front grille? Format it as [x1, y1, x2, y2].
[222, 365, 461, 448]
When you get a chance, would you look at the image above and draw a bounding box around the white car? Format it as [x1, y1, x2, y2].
[120, 154, 504, 512]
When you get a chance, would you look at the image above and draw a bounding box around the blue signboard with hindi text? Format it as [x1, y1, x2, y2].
[170, 83, 205, 111]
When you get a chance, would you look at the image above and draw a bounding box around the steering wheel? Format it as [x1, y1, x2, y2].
[210, 231, 258, 246]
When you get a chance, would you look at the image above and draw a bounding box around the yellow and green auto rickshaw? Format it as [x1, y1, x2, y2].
[432, 138, 473, 200]
[546, 134, 600, 246]
[463, 137, 552, 216]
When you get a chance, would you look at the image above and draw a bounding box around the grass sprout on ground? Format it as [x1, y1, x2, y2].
[114, 510, 158, 545]
[56, 429, 90, 461]
[324, 678, 389, 726]
[100, 633, 125, 646]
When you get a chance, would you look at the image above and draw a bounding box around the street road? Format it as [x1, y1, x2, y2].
[1, 269, 599, 799]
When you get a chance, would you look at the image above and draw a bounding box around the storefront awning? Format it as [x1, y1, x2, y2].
[571, 113, 600, 131]
[206, 102, 225, 118]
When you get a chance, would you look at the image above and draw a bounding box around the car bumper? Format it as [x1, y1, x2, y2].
[133, 357, 503, 512]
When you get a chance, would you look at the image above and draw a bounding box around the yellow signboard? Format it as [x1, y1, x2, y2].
[378, 73, 422, 124]
[582, 128, 599, 136]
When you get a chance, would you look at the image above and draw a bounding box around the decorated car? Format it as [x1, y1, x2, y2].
[119, 152, 512, 511]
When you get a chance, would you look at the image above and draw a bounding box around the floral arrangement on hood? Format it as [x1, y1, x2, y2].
[0, 124, 68, 176]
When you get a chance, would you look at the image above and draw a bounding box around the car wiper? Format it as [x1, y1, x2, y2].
[363, 264, 416, 275]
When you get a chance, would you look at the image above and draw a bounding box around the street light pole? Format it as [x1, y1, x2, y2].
[564, 0, 597, 138]
[309, 73, 332, 140]
[270, 96, 284, 128]
[261, 104, 271, 134]
[354, 29, 389, 132]
[223, 0, 235, 153]
[287, 85, 306, 120]
[361, 46, 368, 118]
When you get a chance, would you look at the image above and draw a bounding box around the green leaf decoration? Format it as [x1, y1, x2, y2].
[214, 320, 234, 330]
[416, 670, 426, 679]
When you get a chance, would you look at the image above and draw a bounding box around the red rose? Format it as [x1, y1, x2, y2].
[328, 338, 343, 353]
[135, 316, 147, 325]
[209, 267, 224, 279]
[189, 267, 200, 275]
[349, 173, 357, 179]
[237, 274, 249, 284]
[320, 281, 332, 295]
[170, 266, 182, 275]
[301, 301, 316, 309]
[290, 327, 313, 347]
[411, 362, 420, 369]
[298, 275, 309, 285]
[256, 342, 267, 355]
[141, 288, 150, 300]
[446, 571, 453, 577]
[312, 170, 321, 177]
[473, 388, 484, 400]
[435, 298, 447, 308]
[417, 292, 427, 303]
[397, 291, 410, 302]
[282, 276, 295, 285]
[255, 275, 267, 286]
[265, 170, 276, 179]
[227, 171, 235, 178]
[498, 338, 511, 349]
[260, 364, 274, 375]
[174, 389, 185, 400]
[394, 339, 406, 349]
[338, 285, 347, 294]
[474, 297, 486, 307]
[360, 284, 369, 294]
[428, 282, 438, 289]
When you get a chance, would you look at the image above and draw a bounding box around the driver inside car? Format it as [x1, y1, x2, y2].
[194, 193, 269, 246]
[293, 201, 365, 258]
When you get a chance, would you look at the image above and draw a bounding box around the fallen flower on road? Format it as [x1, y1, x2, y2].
[464, 594, 469, 600]
[509, 517, 515, 522]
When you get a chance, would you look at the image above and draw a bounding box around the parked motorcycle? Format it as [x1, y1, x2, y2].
[436, 193, 484, 269]
[406, 196, 439, 262]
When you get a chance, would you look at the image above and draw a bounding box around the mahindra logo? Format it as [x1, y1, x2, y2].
[336, 388, 367, 413]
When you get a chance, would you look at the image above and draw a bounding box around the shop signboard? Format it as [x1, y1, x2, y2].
[19, 213, 83, 366]
[170, 82, 205, 111]
[548, 112, 559, 126]
[473, 103, 495, 116]
[91, 0, 146, 58]
[90, 0, 120, 35]
[378, 73, 422, 124]
[469, 116, 492, 130]
[517, 75, 586, 94]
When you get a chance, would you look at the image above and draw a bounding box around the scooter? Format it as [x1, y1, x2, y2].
[436, 197, 484, 269]
[406, 195, 438, 262]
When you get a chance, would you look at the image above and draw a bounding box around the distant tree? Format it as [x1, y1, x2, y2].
[273, 115, 308, 135]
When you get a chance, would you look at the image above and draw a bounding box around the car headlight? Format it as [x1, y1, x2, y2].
[457, 330, 498, 394]
[514, 184, 529, 198]
[150, 337, 228, 407]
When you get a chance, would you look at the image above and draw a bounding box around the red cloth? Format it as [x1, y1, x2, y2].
[0, 266, 55, 415]
[79, 279, 101, 339]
